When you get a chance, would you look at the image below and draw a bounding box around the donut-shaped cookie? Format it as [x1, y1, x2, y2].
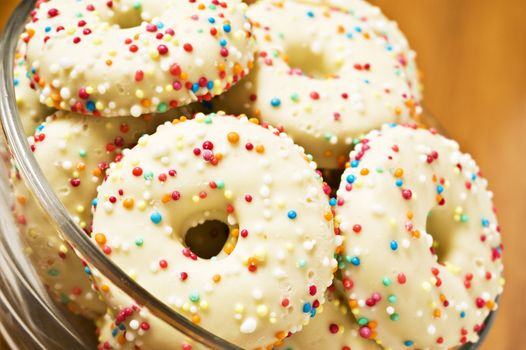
[335, 124, 504, 349]
[24, 0, 255, 117]
[13, 41, 53, 134]
[293, 0, 421, 100]
[214, 0, 417, 169]
[11, 108, 193, 317]
[276, 284, 381, 350]
[90, 113, 338, 348]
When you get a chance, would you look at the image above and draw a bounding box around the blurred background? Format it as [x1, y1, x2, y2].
[1, 0, 525, 349]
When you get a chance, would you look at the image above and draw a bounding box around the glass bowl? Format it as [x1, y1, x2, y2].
[0, 1, 497, 349]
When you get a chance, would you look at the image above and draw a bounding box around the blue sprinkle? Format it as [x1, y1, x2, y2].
[223, 24, 231, 33]
[329, 198, 337, 206]
[390, 240, 398, 251]
[91, 198, 98, 207]
[111, 328, 119, 337]
[86, 101, 96, 111]
[192, 83, 200, 93]
[84, 266, 91, 275]
[404, 340, 414, 347]
[471, 173, 477, 181]
[436, 185, 444, 194]
[306, 10, 314, 17]
[270, 98, 281, 107]
[287, 210, 297, 219]
[386, 44, 393, 51]
[346, 174, 355, 184]
[310, 308, 316, 317]
[219, 39, 227, 47]
[354, 26, 362, 33]
[481, 218, 490, 227]
[207, 81, 214, 89]
[346, 32, 353, 39]
[302, 303, 312, 313]
[37, 124, 45, 131]
[150, 211, 162, 224]
[395, 179, 403, 187]
[350, 160, 359, 168]
[13, 78, 19, 87]
[460, 311, 466, 318]
[351, 257, 361, 266]
[208, 17, 216, 24]
[156, 22, 164, 29]
[364, 79, 370, 84]
[45, 26, 51, 33]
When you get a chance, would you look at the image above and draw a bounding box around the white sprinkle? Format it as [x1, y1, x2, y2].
[240, 317, 257, 334]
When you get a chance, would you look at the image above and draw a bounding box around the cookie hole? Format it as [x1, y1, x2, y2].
[109, 7, 144, 29]
[285, 44, 334, 79]
[426, 210, 452, 264]
[184, 220, 232, 259]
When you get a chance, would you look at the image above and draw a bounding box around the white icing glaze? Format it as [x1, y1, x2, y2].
[294, 0, 421, 100]
[24, 0, 255, 117]
[276, 285, 381, 350]
[13, 40, 53, 134]
[90, 114, 337, 348]
[335, 124, 504, 349]
[213, 0, 418, 169]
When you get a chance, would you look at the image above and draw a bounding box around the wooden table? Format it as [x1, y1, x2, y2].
[1, 1, 525, 349]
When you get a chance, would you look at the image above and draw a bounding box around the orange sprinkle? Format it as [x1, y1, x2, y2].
[76, 162, 86, 171]
[360, 168, 369, 176]
[92, 168, 102, 177]
[191, 315, 201, 324]
[324, 212, 333, 221]
[231, 228, 239, 237]
[394, 168, 404, 178]
[94, 233, 106, 245]
[100, 284, 110, 293]
[215, 152, 223, 161]
[105, 59, 113, 66]
[368, 321, 378, 329]
[249, 117, 260, 125]
[223, 242, 234, 255]
[162, 194, 171, 203]
[227, 132, 240, 144]
[412, 230, 421, 239]
[275, 331, 287, 340]
[255, 145, 265, 153]
[141, 99, 151, 108]
[433, 309, 441, 318]
[123, 198, 134, 209]
[212, 274, 221, 283]
[406, 211, 414, 219]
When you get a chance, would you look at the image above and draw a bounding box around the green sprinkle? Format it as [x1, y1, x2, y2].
[157, 103, 168, 113]
[216, 180, 225, 189]
[79, 149, 87, 157]
[204, 116, 213, 124]
[297, 259, 307, 268]
[135, 238, 144, 247]
[383, 277, 392, 286]
[460, 213, 469, 223]
[189, 293, 200, 303]
[357, 317, 369, 326]
[143, 171, 154, 180]
[390, 313, 400, 321]
[48, 268, 60, 277]
[290, 93, 299, 102]
[388, 295, 397, 304]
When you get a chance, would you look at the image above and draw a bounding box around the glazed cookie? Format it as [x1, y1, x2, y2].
[13, 41, 53, 134]
[335, 124, 504, 349]
[276, 284, 381, 350]
[294, 0, 421, 100]
[11, 165, 105, 318]
[90, 114, 338, 348]
[11, 107, 194, 317]
[24, 0, 255, 117]
[214, 0, 417, 169]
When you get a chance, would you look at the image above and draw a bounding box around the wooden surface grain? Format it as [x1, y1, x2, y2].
[1, 1, 525, 349]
